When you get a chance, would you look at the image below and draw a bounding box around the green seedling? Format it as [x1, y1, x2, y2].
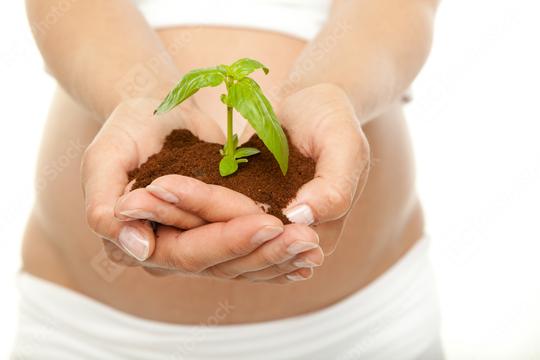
[154, 58, 289, 177]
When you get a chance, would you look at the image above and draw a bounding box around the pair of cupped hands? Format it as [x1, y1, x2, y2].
[81, 84, 370, 284]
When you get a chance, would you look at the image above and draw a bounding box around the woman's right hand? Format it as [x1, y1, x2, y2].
[81, 98, 323, 283]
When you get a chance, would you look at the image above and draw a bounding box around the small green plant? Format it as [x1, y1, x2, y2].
[154, 58, 289, 177]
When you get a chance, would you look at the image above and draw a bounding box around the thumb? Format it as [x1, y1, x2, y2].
[82, 121, 156, 261]
[284, 125, 370, 225]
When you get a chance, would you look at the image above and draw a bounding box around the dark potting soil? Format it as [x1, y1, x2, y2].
[128, 129, 316, 224]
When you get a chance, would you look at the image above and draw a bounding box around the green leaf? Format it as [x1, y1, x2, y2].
[232, 134, 239, 149]
[220, 94, 230, 106]
[217, 64, 229, 74]
[219, 155, 238, 176]
[154, 67, 226, 114]
[228, 58, 269, 80]
[228, 78, 289, 175]
[234, 147, 260, 159]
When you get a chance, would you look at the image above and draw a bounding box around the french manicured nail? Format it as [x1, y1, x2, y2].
[118, 226, 150, 261]
[146, 184, 179, 203]
[119, 209, 156, 220]
[293, 259, 319, 268]
[287, 242, 319, 255]
[251, 225, 284, 245]
[286, 273, 307, 282]
[284, 204, 314, 225]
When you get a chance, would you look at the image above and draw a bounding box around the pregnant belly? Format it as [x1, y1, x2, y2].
[22, 26, 423, 324]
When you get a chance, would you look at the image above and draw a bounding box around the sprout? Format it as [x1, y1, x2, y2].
[154, 58, 289, 177]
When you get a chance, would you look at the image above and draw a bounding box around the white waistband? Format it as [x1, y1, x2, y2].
[131, 0, 331, 41]
[13, 236, 440, 359]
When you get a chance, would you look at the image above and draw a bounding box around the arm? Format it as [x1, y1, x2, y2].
[282, 0, 439, 123]
[275, 0, 438, 252]
[27, 1, 322, 283]
[26, 0, 179, 119]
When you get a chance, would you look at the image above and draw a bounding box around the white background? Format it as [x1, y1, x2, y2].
[1, 0, 539, 359]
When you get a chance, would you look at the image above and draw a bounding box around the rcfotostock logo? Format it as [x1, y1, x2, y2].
[115, 63, 159, 100]
[91, 247, 127, 283]
[35, 138, 85, 192]
[267, 19, 353, 102]
[170, 300, 236, 359]
[29, 0, 80, 37]
[115, 29, 203, 100]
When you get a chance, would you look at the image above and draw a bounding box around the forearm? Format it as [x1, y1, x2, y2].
[283, 0, 438, 123]
[26, 0, 180, 120]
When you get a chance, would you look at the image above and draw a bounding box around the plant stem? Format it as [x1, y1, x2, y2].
[226, 105, 234, 154]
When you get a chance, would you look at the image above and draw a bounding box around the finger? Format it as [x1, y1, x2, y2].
[115, 188, 206, 229]
[204, 224, 320, 279]
[286, 126, 369, 224]
[237, 247, 323, 281]
[144, 214, 284, 273]
[82, 127, 156, 261]
[146, 175, 265, 222]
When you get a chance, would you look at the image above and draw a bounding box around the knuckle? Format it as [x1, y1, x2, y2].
[226, 238, 250, 258]
[163, 251, 202, 273]
[261, 246, 284, 266]
[285, 224, 319, 245]
[218, 223, 249, 258]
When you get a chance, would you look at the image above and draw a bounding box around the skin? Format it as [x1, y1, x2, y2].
[24, 0, 437, 323]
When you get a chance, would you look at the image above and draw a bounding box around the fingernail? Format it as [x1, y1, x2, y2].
[146, 184, 179, 203]
[251, 225, 284, 245]
[118, 226, 150, 261]
[287, 241, 319, 255]
[119, 209, 156, 220]
[284, 204, 314, 225]
[286, 273, 308, 282]
[293, 259, 319, 268]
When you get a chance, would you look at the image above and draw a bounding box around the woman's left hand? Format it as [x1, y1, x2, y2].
[274, 83, 371, 254]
